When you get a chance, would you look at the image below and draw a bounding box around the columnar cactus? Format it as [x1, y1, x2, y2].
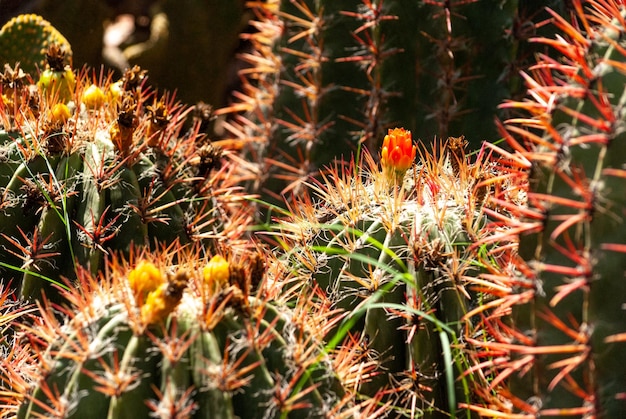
[0, 53, 251, 303]
[1, 248, 356, 418]
[274, 127, 524, 417]
[463, 0, 626, 416]
[217, 0, 565, 205]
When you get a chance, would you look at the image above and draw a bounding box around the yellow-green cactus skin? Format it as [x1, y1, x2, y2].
[0, 14, 72, 75]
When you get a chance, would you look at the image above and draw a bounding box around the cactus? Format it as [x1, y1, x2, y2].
[0, 58, 252, 304]
[462, 0, 626, 416]
[216, 0, 571, 207]
[273, 127, 525, 417]
[36, 43, 76, 104]
[1, 248, 359, 418]
[0, 14, 72, 76]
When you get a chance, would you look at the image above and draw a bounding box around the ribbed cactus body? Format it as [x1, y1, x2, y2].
[466, 1, 626, 416]
[0, 64, 248, 303]
[219, 0, 559, 204]
[13, 255, 346, 419]
[277, 134, 515, 416]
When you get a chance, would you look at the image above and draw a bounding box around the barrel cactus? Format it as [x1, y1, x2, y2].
[273, 127, 524, 417]
[0, 247, 359, 418]
[0, 56, 251, 303]
[463, 0, 626, 416]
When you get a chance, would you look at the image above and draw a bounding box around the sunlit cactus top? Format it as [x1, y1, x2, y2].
[380, 127, 416, 184]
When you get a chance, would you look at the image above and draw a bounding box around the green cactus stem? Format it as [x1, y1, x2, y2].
[5, 249, 353, 419]
[0, 14, 72, 75]
[0, 63, 252, 304]
[464, 1, 626, 416]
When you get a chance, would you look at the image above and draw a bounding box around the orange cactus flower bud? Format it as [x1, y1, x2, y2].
[381, 127, 416, 184]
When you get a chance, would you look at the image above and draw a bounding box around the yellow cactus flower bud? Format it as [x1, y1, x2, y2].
[203, 255, 230, 289]
[140, 271, 188, 325]
[107, 80, 123, 104]
[381, 127, 416, 184]
[82, 84, 105, 110]
[140, 284, 172, 325]
[128, 260, 163, 303]
[50, 103, 71, 124]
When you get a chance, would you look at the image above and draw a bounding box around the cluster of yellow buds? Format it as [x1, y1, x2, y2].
[128, 260, 163, 305]
[128, 260, 187, 325]
[127, 256, 231, 325]
[381, 127, 416, 185]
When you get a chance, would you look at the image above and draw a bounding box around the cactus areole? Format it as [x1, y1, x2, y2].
[276, 127, 523, 416]
[14, 253, 347, 418]
[0, 60, 249, 303]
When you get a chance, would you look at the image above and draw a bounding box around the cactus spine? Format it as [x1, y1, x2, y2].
[218, 0, 569, 205]
[4, 249, 355, 418]
[464, 1, 626, 416]
[0, 51, 250, 303]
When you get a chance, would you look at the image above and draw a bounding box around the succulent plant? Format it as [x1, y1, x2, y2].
[32, 0, 112, 71]
[4, 2, 626, 418]
[0, 247, 361, 418]
[12, 1, 249, 108]
[272, 127, 525, 417]
[0, 14, 72, 76]
[215, 0, 572, 208]
[0, 59, 252, 304]
[36, 43, 76, 104]
[461, 0, 626, 416]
